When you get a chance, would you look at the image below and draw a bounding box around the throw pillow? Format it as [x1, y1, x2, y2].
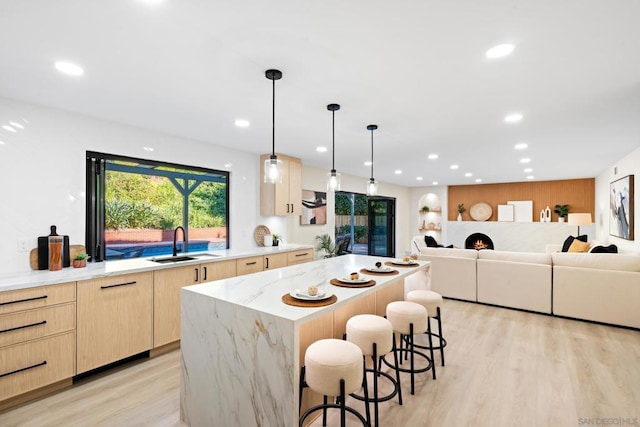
[424, 235, 439, 248]
[568, 239, 591, 253]
[561, 235, 588, 252]
[590, 244, 618, 253]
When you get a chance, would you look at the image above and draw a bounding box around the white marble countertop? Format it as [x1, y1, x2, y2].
[183, 254, 429, 324]
[0, 244, 314, 292]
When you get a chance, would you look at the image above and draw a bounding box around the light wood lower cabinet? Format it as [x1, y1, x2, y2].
[0, 332, 75, 401]
[0, 282, 75, 316]
[236, 256, 264, 276]
[0, 303, 75, 348]
[77, 272, 153, 374]
[263, 253, 288, 270]
[287, 249, 314, 265]
[201, 259, 236, 281]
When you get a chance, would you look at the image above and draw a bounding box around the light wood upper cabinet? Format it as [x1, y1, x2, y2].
[77, 272, 153, 374]
[260, 153, 302, 216]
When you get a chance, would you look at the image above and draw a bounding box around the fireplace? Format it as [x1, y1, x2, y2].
[465, 233, 494, 250]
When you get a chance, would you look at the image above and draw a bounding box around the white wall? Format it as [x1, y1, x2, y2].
[287, 165, 412, 257]
[0, 97, 283, 275]
[595, 146, 640, 253]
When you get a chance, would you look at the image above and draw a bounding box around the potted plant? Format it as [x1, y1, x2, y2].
[271, 233, 280, 246]
[73, 252, 88, 268]
[315, 234, 336, 258]
[420, 205, 430, 214]
[457, 203, 466, 221]
[554, 204, 569, 222]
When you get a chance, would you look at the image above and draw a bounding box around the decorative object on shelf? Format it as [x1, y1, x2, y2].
[507, 200, 534, 222]
[568, 213, 592, 238]
[498, 204, 515, 222]
[457, 203, 465, 221]
[554, 204, 569, 222]
[545, 206, 551, 222]
[539, 209, 545, 222]
[253, 224, 271, 246]
[326, 103, 341, 191]
[301, 190, 327, 225]
[263, 235, 273, 247]
[315, 233, 337, 258]
[469, 202, 492, 221]
[610, 174, 634, 240]
[272, 233, 280, 246]
[48, 225, 64, 271]
[73, 252, 88, 268]
[263, 69, 284, 184]
[421, 220, 426, 230]
[420, 205, 430, 213]
[366, 124, 378, 196]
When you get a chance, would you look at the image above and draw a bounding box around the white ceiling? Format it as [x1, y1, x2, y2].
[1, 0, 639, 187]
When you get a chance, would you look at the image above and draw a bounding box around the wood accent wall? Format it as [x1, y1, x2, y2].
[448, 179, 595, 221]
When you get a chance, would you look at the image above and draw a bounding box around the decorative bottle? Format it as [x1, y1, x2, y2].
[48, 225, 63, 271]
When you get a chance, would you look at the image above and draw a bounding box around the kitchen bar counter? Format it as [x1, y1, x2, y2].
[0, 244, 313, 292]
[180, 254, 430, 426]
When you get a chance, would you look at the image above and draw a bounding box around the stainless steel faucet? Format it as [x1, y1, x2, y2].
[173, 226, 186, 257]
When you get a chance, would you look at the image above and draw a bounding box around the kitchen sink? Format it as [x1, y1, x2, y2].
[151, 256, 198, 264]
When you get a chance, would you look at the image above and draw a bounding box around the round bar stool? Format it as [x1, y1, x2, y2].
[406, 290, 447, 378]
[346, 314, 402, 427]
[382, 301, 432, 395]
[299, 339, 370, 427]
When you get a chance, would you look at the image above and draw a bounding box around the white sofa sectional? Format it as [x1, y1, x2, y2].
[551, 252, 640, 329]
[412, 236, 640, 328]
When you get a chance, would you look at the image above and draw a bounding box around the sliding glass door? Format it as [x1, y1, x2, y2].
[367, 197, 395, 257]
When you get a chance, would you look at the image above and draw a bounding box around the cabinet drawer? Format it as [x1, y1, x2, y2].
[287, 249, 314, 265]
[236, 256, 264, 276]
[0, 283, 75, 316]
[201, 259, 237, 281]
[0, 332, 75, 401]
[0, 303, 75, 348]
[263, 253, 288, 270]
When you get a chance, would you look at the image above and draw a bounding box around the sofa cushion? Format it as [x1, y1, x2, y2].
[419, 247, 478, 259]
[551, 252, 640, 272]
[425, 235, 440, 247]
[478, 250, 551, 265]
[561, 235, 587, 252]
[568, 239, 590, 253]
[590, 244, 618, 253]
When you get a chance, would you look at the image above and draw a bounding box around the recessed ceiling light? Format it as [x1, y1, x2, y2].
[224, 163, 233, 168]
[8, 121, 24, 129]
[138, 0, 164, 4]
[475, 178, 482, 183]
[316, 146, 327, 153]
[234, 119, 250, 128]
[526, 175, 535, 180]
[364, 161, 372, 166]
[2, 125, 16, 133]
[428, 154, 439, 160]
[486, 43, 515, 59]
[524, 168, 533, 173]
[394, 170, 402, 175]
[143, 146, 154, 152]
[54, 61, 84, 76]
[514, 142, 528, 150]
[465, 172, 472, 177]
[504, 113, 523, 123]
[520, 158, 531, 163]
[450, 164, 459, 170]
[416, 177, 423, 181]
[432, 181, 438, 185]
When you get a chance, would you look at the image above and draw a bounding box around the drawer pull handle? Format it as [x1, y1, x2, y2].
[0, 295, 47, 306]
[195, 268, 199, 282]
[295, 253, 309, 257]
[0, 320, 47, 334]
[0, 361, 47, 379]
[100, 281, 137, 289]
[246, 261, 257, 266]
[203, 267, 207, 281]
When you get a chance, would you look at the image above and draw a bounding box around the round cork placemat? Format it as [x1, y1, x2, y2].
[385, 261, 419, 268]
[281, 293, 337, 307]
[359, 268, 399, 276]
[330, 278, 376, 288]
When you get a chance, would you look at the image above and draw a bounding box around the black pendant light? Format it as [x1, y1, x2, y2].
[264, 69, 283, 183]
[366, 124, 378, 196]
[327, 103, 341, 191]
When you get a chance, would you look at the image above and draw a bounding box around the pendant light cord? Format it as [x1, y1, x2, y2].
[370, 128, 374, 180]
[271, 77, 276, 157]
[332, 110, 336, 171]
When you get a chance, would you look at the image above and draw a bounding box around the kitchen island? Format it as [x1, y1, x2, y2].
[180, 254, 430, 427]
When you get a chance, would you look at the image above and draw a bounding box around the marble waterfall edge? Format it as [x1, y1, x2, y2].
[181, 290, 295, 427]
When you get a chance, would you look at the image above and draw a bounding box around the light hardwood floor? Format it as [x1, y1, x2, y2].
[2, 300, 639, 426]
